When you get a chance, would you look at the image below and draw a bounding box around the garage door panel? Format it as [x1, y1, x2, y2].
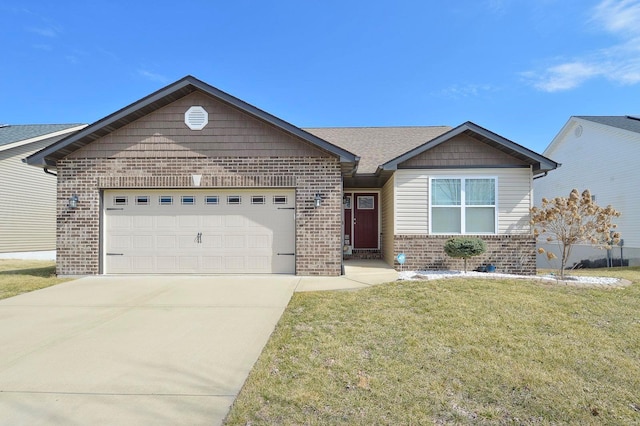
[156, 216, 177, 228]
[104, 189, 295, 274]
[247, 256, 269, 271]
[110, 216, 132, 230]
[109, 235, 132, 250]
[202, 256, 223, 271]
[225, 257, 245, 270]
[224, 235, 246, 249]
[156, 236, 177, 249]
[247, 235, 270, 249]
[225, 215, 245, 227]
[202, 216, 223, 228]
[203, 234, 223, 249]
[179, 257, 199, 271]
[155, 257, 177, 272]
[178, 216, 199, 228]
[132, 216, 154, 229]
[133, 236, 154, 249]
[178, 235, 199, 249]
[133, 256, 155, 271]
[108, 256, 131, 271]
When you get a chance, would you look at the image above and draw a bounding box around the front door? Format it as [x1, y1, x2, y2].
[344, 192, 379, 250]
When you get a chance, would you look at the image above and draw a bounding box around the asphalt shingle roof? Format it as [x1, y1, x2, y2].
[576, 116, 640, 135]
[0, 124, 85, 148]
[304, 126, 452, 174]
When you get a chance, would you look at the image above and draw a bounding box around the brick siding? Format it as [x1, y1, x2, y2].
[56, 157, 342, 276]
[393, 235, 537, 275]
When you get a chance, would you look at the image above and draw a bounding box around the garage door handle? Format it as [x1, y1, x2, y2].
[106, 253, 124, 256]
[277, 253, 295, 256]
[278, 207, 295, 210]
[106, 208, 124, 211]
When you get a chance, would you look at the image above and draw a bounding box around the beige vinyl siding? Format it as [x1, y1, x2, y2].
[381, 174, 395, 264]
[395, 168, 532, 235]
[0, 140, 57, 252]
[395, 171, 429, 234]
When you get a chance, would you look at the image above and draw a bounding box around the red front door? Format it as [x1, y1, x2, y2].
[344, 192, 378, 249]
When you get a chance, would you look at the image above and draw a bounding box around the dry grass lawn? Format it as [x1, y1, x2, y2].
[225, 268, 640, 425]
[0, 259, 69, 300]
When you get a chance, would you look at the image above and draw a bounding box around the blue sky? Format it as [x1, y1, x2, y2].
[1, 0, 639, 153]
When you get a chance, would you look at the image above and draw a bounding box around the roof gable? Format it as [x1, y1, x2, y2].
[67, 91, 331, 160]
[381, 121, 558, 175]
[26, 76, 358, 169]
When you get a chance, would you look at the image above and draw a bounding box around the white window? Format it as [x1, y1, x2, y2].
[136, 196, 150, 205]
[430, 177, 497, 234]
[205, 196, 219, 205]
[114, 196, 128, 206]
[273, 196, 288, 205]
[251, 195, 266, 205]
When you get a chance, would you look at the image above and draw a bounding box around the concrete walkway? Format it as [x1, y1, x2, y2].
[295, 259, 399, 292]
[0, 260, 398, 425]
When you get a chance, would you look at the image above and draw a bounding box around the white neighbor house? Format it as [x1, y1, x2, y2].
[0, 124, 86, 259]
[534, 116, 640, 268]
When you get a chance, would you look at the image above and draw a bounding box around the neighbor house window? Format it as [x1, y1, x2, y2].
[430, 177, 496, 234]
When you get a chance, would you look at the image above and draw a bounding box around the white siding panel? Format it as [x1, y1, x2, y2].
[0, 140, 57, 253]
[535, 118, 640, 249]
[395, 168, 532, 235]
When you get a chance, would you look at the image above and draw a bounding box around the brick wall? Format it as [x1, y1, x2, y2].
[393, 235, 537, 275]
[56, 157, 342, 276]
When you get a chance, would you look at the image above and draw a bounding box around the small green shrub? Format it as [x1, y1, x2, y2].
[444, 237, 487, 272]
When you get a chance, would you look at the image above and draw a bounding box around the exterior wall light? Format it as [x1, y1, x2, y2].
[314, 193, 322, 208]
[68, 194, 79, 209]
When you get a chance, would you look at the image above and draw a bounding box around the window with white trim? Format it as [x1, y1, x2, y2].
[430, 177, 497, 234]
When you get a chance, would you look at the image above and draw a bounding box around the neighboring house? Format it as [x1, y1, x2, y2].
[0, 124, 86, 259]
[26, 76, 557, 276]
[534, 116, 640, 268]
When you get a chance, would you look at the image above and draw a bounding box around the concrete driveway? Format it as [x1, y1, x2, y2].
[0, 275, 298, 425]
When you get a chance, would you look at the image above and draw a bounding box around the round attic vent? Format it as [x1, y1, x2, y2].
[574, 125, 583, 137]
[185, 106, 208, 130]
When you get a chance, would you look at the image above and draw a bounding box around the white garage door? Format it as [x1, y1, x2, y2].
[103, 189, 295, 274]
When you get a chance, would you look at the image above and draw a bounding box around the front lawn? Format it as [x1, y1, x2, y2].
[225, 268, 640, 425]
[0, 260, 70, 300]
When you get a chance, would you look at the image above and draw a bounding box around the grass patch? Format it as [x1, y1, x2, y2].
[0, 259, 70, 300]
[226, 268, 640, 425]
